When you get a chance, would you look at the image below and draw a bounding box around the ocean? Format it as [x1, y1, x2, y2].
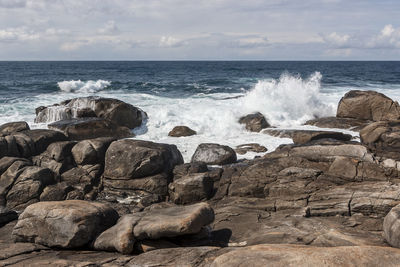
[1, 61, 400, 161]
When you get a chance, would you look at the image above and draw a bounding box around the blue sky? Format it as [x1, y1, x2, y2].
[0, 0, 399, 60]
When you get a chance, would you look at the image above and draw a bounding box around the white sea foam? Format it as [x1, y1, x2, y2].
[57, 80, 111, 93]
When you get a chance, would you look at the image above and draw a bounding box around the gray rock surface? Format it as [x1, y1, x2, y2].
[169, 173, 214, 204]
[168, 126, 197, 137]
[0, 121, 30, 137]
[191, 143, 237, 165]
[239, 112, 270, 132]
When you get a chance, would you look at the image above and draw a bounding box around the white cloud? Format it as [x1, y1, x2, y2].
[367, 24, 400, 49]
[322, 32, 350, 47]
[0, 27, 39, 42]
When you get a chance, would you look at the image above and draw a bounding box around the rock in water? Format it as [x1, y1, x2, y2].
[337, 90, 400, 121]
[35, 96, 145, 129]
[239, 112, 270, 132]
[191, 143, 237, 165]
[0, 121, 30, 137]
[384, 204, 400, 248]
[235, 143, 268, 155]
[168, 126, 197, 137]
[12, 200, 119, 248]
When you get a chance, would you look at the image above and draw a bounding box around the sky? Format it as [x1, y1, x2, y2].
[0, 0, 399, 60]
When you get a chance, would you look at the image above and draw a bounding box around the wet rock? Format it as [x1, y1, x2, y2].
[0, 121, 30, 137]
[71, 137, 114, 165]
[12, 200, 119, 248]
[235, 143, 268, 155]
[239, 112, 270, 132]
[292, 131, 352, 145]
[48, 118, 134, 141]
[168, 126, 197, 137]
[337, 90, 400, 121]
[133, 202, 215, 240]
[35, 96, 146, 129]
[383, 204, 400, 248]
[304, 116, 370, 131]
[191, 143, 237, 165]
[210, 244, 400, 267]
[360, 121, 400, 160]
[169, 173, 214, 204]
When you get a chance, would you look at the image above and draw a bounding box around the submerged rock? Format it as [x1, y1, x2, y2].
[191, 143, 237, 165]
[168, 126, 197, 137]
[235, 143, 268, 155]
[12, 200, 119, 248]
[239, 112, 270, 132]
[337, 90, 400, 121]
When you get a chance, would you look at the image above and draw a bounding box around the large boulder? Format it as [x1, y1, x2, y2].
[191, 143, 237, 165]
[384, 204, 400, 248]
[360, 121, 400, 160]
[239, 112, 270, 132]
[168, 126, 197, 137]
[12, 200, 119, 248]
[35, 96, 145, 129]
[48, 118, 134, 141]
[210, 245, 400, 267]
[304, 116, 370, 131]
[168, 173, 214, 204]
[337, 90, 400, 121]
[0, 121, 30, 137]
[71, 137, 114, 166]
[102, 140, 183, 205]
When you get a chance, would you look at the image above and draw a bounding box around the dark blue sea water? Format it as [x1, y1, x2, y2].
[1, 61, 399, 161]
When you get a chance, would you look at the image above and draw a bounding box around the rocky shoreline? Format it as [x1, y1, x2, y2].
[2, 90, 400, 266]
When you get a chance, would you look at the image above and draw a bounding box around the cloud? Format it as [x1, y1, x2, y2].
[322, 32, 350, 47]
[97, 20, 119, 35]
[0, 0, 26, 8]
[0, 27, 39, 42]
[366, 24, 400, 49]
[159, 36, 187, 47]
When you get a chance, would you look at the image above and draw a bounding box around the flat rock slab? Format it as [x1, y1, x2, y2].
[210, 244, 400, 267]
[12, 200, 119, 248]
[263, 129, 353, 144]
[304, 116, 370, 131]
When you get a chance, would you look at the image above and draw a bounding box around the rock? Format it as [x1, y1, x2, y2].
[104, 139, 183, 180]
[169, 173, 214, 204]
[35, 96, 145, 129]
[133, 202, 215, 240]
[5, 166, 55, 210]
[210, 244, 400, 267]
[191, 143, 237, 165]
[0, 121, 30, 137]
[304, 116, 370, 131]
[384, 204, 400, 248]
[61, 164, 102, 196]
[239, 112, 270, 132]
[292, 130, 352, 145]
[360, 121, 400, 160]
[71, 137, 114, 165]
[235, 143, 268, 155]
[94, 214, 140, 254]
[173, 162, 209, 180]
[337, 90, 400, 121]
[48, 118, 134, 141]
[168, 126, 197, 137]
[12, 200, 119, 248]
[11, 129, 68, 158]
[40, 182, 74, 201]
[0, 206, 18, 226]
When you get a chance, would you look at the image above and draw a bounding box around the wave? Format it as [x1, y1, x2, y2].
[57, 80, 111, 93]
[240, 72, 336, 126]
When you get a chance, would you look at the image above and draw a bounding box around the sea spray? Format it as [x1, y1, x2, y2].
[57, 80, 111, 93]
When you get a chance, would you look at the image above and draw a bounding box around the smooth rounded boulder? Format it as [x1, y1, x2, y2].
[12, 200, 119, 248]
[0, 121, 30, 137]
[337, 90, 400, 121]
[191, 143, 237, 165]
[384, 204, 400, 248]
